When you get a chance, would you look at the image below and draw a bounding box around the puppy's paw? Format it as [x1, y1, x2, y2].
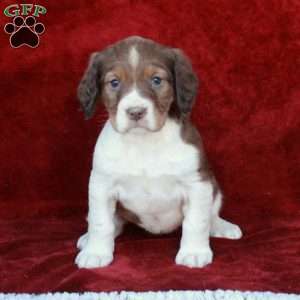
[175, 248, 213, 268]
[220, 223, 242, 240]
[75, 250, 113, 268]
[77, 233, 88, 250]
[211, 218, 243, 240]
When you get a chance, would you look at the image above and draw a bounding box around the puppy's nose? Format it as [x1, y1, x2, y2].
[126, 107, 147, 121]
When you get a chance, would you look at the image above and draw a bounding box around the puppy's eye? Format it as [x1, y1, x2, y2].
[110, 79, 120, 89]
[151, 76, 162, 87]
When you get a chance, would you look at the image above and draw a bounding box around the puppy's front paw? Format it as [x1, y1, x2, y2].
[75, 250, 113, 268]
[175, 247, 213, 268]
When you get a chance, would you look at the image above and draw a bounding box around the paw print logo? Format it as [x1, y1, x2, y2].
[4, 16, 45, 48]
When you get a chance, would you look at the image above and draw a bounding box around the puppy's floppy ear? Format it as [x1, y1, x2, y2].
[78, 52, 103, 119]
[172, 49, 199, 117]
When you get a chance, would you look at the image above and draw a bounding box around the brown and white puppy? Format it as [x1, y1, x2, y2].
[76, 36, 242, 269]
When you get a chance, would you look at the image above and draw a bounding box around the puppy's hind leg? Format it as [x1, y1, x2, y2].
[113, 214, 126, 238]
[77, 232, 88, 250]
[211, 217, 242, 239]
[210, 191, 242, 240]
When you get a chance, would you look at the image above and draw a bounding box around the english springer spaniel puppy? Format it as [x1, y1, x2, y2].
[75, 36, 242, 269]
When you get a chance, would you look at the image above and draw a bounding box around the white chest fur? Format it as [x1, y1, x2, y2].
[92, 119, 200, 233]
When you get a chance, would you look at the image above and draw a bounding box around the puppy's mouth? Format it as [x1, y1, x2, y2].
[119, 119, 154, 134]
[110, 116, 161, 134]
[128, 118, 149, 129]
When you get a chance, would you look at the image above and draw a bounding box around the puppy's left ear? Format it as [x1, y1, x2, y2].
[77, 52, 103, 119]
[172, 49, 199, 117]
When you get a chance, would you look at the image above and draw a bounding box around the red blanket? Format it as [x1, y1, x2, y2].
[1, 0, 299, 294]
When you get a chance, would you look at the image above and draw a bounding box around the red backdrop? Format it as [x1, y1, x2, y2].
[0, 0, 300, 294]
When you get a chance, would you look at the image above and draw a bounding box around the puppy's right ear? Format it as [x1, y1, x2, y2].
[78, 52, 103, 119]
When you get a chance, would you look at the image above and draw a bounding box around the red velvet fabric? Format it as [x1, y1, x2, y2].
[1, 0, 300, 294]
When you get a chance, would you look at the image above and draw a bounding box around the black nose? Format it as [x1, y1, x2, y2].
[126, 107, 147, 121]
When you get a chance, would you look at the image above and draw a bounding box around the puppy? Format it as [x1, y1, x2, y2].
[75, 36, 242, 269]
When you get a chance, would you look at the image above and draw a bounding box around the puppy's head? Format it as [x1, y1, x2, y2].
[78, 36, 198, 133]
